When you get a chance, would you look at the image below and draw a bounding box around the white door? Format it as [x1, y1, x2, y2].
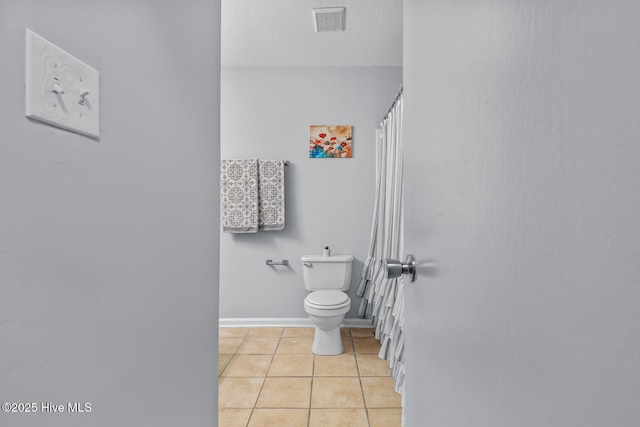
[402, 1, 640, 426]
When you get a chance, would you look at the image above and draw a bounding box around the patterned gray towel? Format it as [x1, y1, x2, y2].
[220, 159, 259, 233]
[258, 160, 285, 230]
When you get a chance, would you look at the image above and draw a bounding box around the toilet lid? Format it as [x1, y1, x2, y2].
[305, 290, 350, 307]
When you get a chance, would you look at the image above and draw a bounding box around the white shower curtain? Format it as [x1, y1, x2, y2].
[357, 91, 406, 394]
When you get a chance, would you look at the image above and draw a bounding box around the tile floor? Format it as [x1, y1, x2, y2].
[219, 327, 402, 427]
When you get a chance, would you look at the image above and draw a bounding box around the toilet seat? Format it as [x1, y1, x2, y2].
[304, 290, 350, 310]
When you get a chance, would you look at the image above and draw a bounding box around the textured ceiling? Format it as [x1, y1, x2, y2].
[222, 0, 403, 67]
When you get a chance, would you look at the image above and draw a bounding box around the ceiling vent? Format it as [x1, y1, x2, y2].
[312, 7, 345, 32]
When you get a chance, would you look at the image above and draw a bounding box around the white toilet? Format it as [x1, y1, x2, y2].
[302, 254, 354, 355]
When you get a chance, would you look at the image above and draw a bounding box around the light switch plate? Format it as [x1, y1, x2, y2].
[25, 29, 99, 138]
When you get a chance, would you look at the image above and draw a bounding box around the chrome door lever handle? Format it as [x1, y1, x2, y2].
[384, 255, 417, 282]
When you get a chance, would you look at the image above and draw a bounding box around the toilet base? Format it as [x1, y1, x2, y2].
[311, 326, 343, 356]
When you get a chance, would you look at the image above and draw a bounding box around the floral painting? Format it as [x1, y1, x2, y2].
[309, 125, 352, 158]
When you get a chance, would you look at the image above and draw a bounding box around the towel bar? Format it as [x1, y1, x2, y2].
[266, 259, 289, 266]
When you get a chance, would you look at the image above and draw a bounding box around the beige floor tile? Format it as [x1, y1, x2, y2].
[220, 327, 250, 338]
[218, 408, 252, 427]
[221, 354, 273, 377]
[218, 377, 264, 408]
[356, 354, 392, 377]
[268, 354, 314, 377]
[256, 377, 312, 408]
[342, 335, 354, 353]
[283, 327, 315, 337]
[276, 337, 314, 354]
[217, 327, 401, 423]
[314, 353, 358, 376]
[350, 327, 376, 338]
[361, 377, 402, 408]
[247, 327, 284, 337]
[353, 337, 381, 353]
[219, 338, 245, 355]
[368, 408, 402, 427]
[248, 408, 309, 427]
[236, 337, 280, 355]
[309, 408, 369, 427]
[311, 377, 365, 408]
[218, 354, 233, 376]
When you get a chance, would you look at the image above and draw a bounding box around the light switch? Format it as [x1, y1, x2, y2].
[25, 29, 99, 139]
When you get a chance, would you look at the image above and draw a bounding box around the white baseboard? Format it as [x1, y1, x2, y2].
[219, 317, 374, 329]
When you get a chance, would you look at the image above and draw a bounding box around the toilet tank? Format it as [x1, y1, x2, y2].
[301, 254, 354, 291]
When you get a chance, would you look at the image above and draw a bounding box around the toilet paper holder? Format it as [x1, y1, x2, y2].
[266, 259, 289, 266]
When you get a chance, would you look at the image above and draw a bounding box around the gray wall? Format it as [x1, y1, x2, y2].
[220, 67, 402, 319]
[403, 1, 640, 426]
[0, 2, 220, 426]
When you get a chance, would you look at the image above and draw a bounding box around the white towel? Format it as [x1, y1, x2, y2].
[258, 160, 285, 231]
[220, 159, 259, 233]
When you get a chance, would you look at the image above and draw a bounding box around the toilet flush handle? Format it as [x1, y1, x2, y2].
[303, 262, 313, 268]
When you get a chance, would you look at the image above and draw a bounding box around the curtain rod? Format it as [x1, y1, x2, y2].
[382, 86, 404, 122]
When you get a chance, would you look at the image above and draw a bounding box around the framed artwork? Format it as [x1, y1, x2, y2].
[309, 125, 352, 158]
